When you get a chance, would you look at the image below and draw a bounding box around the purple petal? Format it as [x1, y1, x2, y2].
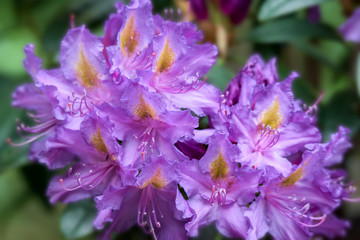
[339, 8, 360, 43]
[23, 44, 42, 78]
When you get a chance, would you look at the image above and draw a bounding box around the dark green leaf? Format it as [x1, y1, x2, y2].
[0, 169, 29, 220]
[0, 144, 29, 172]
[291, 40, 339, 70]
[206, 61, 235, 91]
[291, 77, 316, 105]
[258, 0, 329, 21]
[0, 0, 16, 33]
[248, 19, 341, 44]
[357, 52, 360, 97]
[318, 90, 360, 141]
[60, 200, 97, 239]
[178, 184, 189, 200]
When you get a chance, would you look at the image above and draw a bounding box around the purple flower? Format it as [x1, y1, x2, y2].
[36, 25, 119, 122]
[227, 76, 321, 176]
[8, 45, 76, 169]
[339, 8, 360, 43]
[177, 132, 261, 238]
[310, 214, 350, 238]
[47, 113, 135, 203]
[246, 163, 333, 240]
[105, 0, 220, 117]
[246, 126, 353, 240]
[302, 127, 354, 201]
[106, 0, 155, 81]
[96, 82, 198, 167]
[11, 45, 56, 143]
[223, 55, 278, 109]
[9, 0, 356, 239]
[94, 156, 187, 240]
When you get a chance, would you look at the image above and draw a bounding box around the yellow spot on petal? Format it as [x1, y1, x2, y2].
[76, 45, 99, 88]
[156, 37, 175, 73]
[90, 128, 108, 154]
[133, 94, 157, 120]
[281, 159, 309, 187]
[260, 97, 282, 130]
[210, 151, 229, 180]
[142, 168, 167, 189]
[120, 14, 139, 55]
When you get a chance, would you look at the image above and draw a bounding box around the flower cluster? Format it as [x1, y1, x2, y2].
[10, 1, 357, 239]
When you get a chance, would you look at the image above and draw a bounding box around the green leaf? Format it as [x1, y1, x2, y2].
[357, 52, 360, 97]
[60, 200, 97, 239]
[206, 60, 235, 91]
[0, 28, 38, 77]
[291, 40, 339, 70]
[0, 196, 64, 240]
[0, 144, 29, 171]
[318, 90, 360, 141]
[320, 0, 346, 28]
[258, 0, 330, 21]
[0, 0, 16, 33]
[0, 169, 29, 220]
[292, 77, 317, 105]
[248, 18, 341, 43]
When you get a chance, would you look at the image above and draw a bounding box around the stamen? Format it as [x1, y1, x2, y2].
[343, 197, 360, 202]
[7, 127, 53, 147]
[67, 90, 94, 118]
[70, 13, 75, 28]
[305, 91, 324, 115]
[59, 178, 81, 191]
[134, 127, 156, 160]
[59, 164, 114, 192]
[218, 94, 231, 122]
[137, 187, 163, 240]
[178, 8, 183, 20]
[209, 183, 228, 206]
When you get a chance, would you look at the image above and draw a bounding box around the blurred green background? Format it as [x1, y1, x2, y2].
[1, 0, 360, 239]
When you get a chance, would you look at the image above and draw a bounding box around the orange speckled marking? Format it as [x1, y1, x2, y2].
[120, 14, 139, 55]
[90, 128, 108, 154]
[76, 45, 99, 88]
[156, 37, 175, 73]
[210, 151, 229, 180]
[133, 94, 157, 120]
